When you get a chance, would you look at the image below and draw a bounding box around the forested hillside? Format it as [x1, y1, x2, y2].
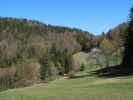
[0, 17, 97, 88]
[106, 23, 128, 49]
[0, 17, 131, 90]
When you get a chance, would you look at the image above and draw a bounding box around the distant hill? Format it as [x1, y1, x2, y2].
[0, 17, 99, 88]
[0, 17, 97, 67]
[0, 17, 128, 68]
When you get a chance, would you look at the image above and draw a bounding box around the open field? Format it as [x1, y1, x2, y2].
[0, 71, 133, 100]
[0, 52, 132, 100]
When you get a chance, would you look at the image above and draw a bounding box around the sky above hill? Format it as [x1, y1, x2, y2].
[0, 0, 132, 35]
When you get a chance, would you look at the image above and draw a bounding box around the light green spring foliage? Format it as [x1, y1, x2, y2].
[100, 38, 114, 55]
[73, 52, 88, 64]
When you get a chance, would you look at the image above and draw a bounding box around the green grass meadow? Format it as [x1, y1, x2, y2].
[0, 71, 133, 100]
[0, 52, 133, 100]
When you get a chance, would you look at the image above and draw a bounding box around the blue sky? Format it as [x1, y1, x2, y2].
[0, 0, 132, 35]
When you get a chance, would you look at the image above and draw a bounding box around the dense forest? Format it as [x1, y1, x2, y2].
[0, 17, 98, 88]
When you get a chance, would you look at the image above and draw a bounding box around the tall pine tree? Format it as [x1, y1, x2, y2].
[122, 7, 133, 66]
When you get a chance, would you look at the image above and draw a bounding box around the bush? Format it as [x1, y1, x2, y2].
[80, 63, 85, 71]
[68, 71, 75, 78]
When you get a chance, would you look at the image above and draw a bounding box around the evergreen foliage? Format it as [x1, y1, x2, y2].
[122, 7, 133, 65]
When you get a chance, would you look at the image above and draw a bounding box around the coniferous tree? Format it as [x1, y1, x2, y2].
[40, 53, 50, 80]
[122, 7, 133, 66]
[63, 50, 73, 74]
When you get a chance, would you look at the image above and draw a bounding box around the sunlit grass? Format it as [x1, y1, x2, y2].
[0, 70, 133, 100]
[0, 51, 131, 100]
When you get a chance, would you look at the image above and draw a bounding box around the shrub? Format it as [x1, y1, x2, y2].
[80, 63, 85, 71]
[68, 70, 75, 78]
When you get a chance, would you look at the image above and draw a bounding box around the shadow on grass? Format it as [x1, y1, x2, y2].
[91, 64, 133, 78]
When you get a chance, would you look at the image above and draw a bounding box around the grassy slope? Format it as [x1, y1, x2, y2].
[0, 52, 133, 100]
[0, 72, 133, 100]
